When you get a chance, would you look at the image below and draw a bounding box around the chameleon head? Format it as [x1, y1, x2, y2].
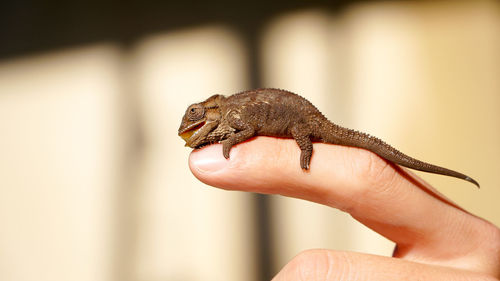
[178, 95, 224, 148]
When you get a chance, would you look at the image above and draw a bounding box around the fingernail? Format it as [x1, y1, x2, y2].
[189, 144, 229, 173]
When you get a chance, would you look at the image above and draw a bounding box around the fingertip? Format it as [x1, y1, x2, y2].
[189, 144, 229, 174]
[187, 137, 302, 193]
[188, 143, 245, 190]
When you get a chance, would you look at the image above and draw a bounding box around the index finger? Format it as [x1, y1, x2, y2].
[188, 137, 500, 275]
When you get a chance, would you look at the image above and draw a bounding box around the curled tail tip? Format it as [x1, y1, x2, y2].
[465, 176, 480, 188]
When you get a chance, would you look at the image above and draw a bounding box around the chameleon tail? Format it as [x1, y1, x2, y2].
[318, 122, 480, 188]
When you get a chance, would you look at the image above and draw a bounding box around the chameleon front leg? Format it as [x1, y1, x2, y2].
[221, 116, 255, 159]
[291, 125, 313, 170]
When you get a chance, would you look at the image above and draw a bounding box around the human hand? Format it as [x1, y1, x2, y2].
[188, 137, 500, 280]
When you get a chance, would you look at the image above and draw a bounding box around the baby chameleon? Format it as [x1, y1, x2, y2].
[178, 88, 479, 187]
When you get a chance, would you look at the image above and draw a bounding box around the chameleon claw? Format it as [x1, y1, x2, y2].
[222, 139, 231, 159]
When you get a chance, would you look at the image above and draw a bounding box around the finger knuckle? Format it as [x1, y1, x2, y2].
[351, 148, 399, 196]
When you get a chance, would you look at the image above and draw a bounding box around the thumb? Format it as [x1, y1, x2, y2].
[272, 250, 491, 281]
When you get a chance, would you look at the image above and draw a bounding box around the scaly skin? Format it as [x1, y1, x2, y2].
[178, 88, 479, 187]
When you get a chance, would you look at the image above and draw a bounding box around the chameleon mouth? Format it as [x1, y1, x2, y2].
[179, 121, 206, 145]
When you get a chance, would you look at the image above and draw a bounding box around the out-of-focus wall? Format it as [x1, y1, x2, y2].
[0, 1, 498, 281]
[130, 26, 256, 281]
[0, 45, 125, 281]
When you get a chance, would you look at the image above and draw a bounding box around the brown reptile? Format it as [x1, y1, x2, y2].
[178, 88, 479, 187]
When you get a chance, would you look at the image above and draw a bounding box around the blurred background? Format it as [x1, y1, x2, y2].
[0, 0, 499, 280]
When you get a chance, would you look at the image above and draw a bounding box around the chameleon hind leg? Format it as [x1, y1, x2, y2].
[291, 125, 313, 170]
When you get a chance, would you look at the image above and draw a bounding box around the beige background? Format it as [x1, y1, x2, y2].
[0, 1, 498, 280]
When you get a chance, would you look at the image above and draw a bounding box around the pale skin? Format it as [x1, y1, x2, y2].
[188, 137, 500, 281]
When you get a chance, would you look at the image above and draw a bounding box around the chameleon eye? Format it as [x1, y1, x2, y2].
[187, 105, 204, 120]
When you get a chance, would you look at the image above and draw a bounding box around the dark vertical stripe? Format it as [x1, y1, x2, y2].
[238, 22, 275, 280]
